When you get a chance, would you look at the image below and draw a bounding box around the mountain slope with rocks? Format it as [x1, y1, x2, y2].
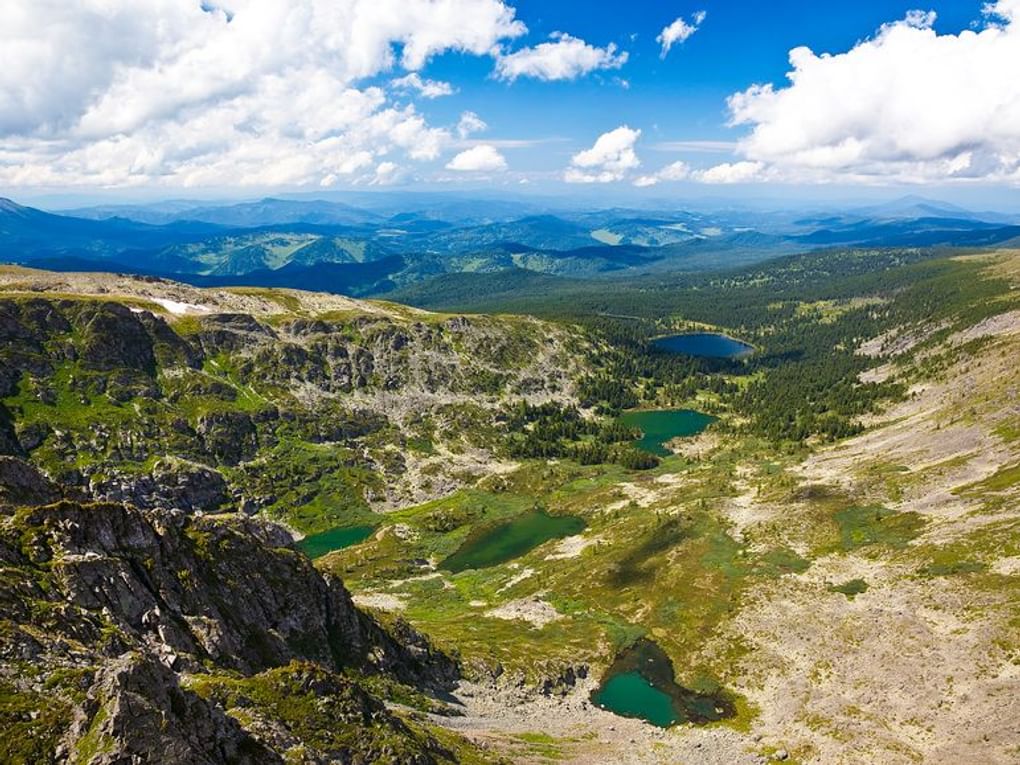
[0, 267, 592, 531]
[0, 457, 476, 764]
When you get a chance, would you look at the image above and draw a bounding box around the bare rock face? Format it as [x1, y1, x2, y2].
[0, 500, 459, 763]
[0, 456, 62, 506]
[70, 652, 275, 765]
[196, 410, 259, 465]
[0, 293, 585, 521]
[0, 288, 585, 763]
[75, 302, 157, 374]
[0, 405, 23, 457]
[90, 460, 230, 512]
[7, 500, 455, 686]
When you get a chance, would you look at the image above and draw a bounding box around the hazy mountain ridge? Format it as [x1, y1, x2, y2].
[5, 195, 1020, 298]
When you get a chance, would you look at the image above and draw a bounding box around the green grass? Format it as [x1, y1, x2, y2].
[828, 505, 926, 553]
[0, 683, 73, 765]
[828, 579, 869, 599]
[320, 450, 800, 717]
[954, 462, 1020, 496]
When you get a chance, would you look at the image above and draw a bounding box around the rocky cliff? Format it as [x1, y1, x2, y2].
[0, 457, 468, 763]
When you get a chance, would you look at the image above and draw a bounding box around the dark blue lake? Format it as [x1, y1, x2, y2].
[653, 333, 754, 359]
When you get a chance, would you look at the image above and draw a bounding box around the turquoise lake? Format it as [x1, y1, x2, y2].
[619, 409, 716, 456]
[441, 510, 586, 573]
[591, 640, 734, 728]
[653, 332, 754, 359]
[592, 671, 679, 727]
[298, 525, 375, 559]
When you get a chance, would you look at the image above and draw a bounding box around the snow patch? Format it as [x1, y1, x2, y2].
[150, 297, 212, 316]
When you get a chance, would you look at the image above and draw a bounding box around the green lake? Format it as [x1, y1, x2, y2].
[619, 409, 715, 457]
[441, 510, 586, 573]
[298, 525, 375, 559]
[591, 639, 734, 728]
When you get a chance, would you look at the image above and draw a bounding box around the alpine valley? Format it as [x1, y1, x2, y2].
[1, 191, 1019, 764]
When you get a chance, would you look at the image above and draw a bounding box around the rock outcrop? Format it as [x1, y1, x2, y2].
[0, 498, 460, 763]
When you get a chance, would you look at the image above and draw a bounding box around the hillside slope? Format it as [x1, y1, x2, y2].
[0, 266, 591, 531]
[716, 252, 1020, 763]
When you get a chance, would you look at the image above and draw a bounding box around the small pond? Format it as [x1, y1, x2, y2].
[298, 525, 375, 559]
[653, 332, 754, 359]
[591, 639, 734, 728]
[619, 409, 715, 457]
[441, 510, 586, 573]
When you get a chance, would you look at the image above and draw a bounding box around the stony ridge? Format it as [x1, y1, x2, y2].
[0, 460, 463, 763]
[0, 270, 591, 528]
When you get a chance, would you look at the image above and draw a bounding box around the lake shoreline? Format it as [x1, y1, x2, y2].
[651, 331, 756, 359]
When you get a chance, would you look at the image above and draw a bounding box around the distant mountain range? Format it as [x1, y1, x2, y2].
[2, 194, 1018, 296]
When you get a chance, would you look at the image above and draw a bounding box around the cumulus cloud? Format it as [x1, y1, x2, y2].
[726, 2, 1020, 183]
[633, 160, 691, 187]
[390, 73, 455, 98]
[0, 0, 526, 188]
[495, 33, 628, 82]
[370, 161, 405, 185]
[565, 126, 640, 183]
[457, 111, 488, 138]
[446, 144, 508, 171]
[657, 11, 706, 58]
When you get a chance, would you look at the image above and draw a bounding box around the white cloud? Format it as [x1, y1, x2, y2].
[457, 111, 488, 138]
[657, 11, 706, 58]
[634, 160, 691, 187]
[370, 161, 404, 185]
[726, 2, 1020, 183]
[495, 33, 627, 82]
[0, 0, 526, 188]
[390, 72, 455, 98]
[565, 126, 640, 183]
[446, 144, 508, 171]
[695, 161, 767, 184]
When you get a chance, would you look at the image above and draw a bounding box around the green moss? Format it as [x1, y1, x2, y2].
[754, 547, 811, 577]
[188, 663, 474, 764]
[918, 561, 988, 577]
[73, 699, 114, 765]
[829, 505, 925, 553]
[513, 731, 565, 760]
[0, 683, 72, 765]
[828, 579, 869, 599]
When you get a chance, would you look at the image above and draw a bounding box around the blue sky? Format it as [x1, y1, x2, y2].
[414, 1, 989, 174]
[2, 0, 1019, 206]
